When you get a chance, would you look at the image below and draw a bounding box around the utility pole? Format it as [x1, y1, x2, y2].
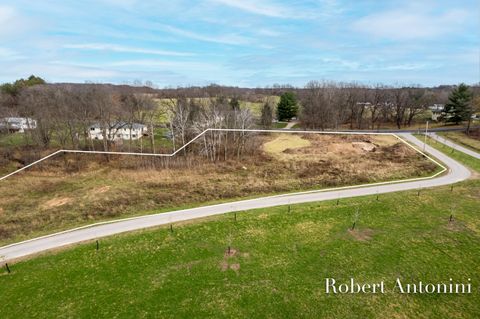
[423, 121, 429, 151]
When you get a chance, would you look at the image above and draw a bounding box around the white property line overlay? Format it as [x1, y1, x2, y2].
[0, 131, 447, 252]
[0, 128, 445, 181]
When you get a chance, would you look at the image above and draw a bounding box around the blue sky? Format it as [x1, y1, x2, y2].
[0, 0, 478, 87]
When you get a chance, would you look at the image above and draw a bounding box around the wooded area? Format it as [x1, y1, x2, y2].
[1, 77, 479, 162]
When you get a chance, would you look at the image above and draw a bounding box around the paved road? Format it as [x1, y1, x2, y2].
[289, 125, 480, 134]
[429, 132, 480, 159]
[0, 133, 472, 262]
[284, 121, 298, 129]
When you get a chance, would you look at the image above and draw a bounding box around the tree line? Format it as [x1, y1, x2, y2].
[1, 80, 159, 152]
[1, 76, 479, 157]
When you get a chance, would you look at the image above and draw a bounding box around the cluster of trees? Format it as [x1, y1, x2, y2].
[0, 75, 46, 111]
[1, 80, 159, 152]
[168, 96, 255, 161]
[444, 83, 478, 134]
[160, 82, 479, 130]
[0, 78, 257, 162]
[1, 76, 479, 159]
[296, 81, 441, 130]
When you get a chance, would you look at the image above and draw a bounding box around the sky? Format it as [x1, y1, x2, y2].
[0, 0, 479, 87]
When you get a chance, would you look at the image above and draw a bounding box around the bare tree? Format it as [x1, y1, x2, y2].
[260, 98, 274, 128]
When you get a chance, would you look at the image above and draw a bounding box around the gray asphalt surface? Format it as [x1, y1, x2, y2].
[429, 132, 480, 159]
[0, 133, 473, 262]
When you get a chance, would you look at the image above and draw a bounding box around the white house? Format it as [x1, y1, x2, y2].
[88, 122, 148, 141]
[429, 104, 445, 121]
[0, 117, 37, 133]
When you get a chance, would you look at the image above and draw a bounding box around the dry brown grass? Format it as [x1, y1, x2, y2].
[348, 228, 375, 241]
[0, 133, 438, 245]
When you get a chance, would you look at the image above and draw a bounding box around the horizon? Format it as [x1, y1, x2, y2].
[1, 1, 479, 87]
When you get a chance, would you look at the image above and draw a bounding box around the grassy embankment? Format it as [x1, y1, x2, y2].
[419, 134, 480, 173]
[437, 131, 480, 153]
[0, 140, 479, 318]
[0, 134, 439, 246]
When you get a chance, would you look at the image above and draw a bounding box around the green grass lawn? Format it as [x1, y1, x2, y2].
[272, 121, 287, 129]
[0, 132, 28, 147]
[1, 142, 480, 318]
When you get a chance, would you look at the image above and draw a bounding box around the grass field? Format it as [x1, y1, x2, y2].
[272, 121, 288, 129]
[437, 131, 480, 153]
[0, 132, 26, 147]
[0, 133, 439, 245]
[1, 180, 479, 318]
[0, 135, 478, 318]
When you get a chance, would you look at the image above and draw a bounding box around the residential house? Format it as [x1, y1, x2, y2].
[428, 104, 445, 121]
[0, 117, 37, 132]
[88, 122, 148, 141]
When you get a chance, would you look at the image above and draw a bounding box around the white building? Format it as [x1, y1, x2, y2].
[429, 104, 445, 121]
[88, 122, 148, 141]
[0, 117, 37, 133]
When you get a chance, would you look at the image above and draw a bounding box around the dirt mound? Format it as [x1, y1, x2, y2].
[352, 142, 377, 152]
[383, 143, 413, 158]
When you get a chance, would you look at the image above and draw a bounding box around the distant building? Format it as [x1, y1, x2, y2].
[88, 122, 148, 141]
[0, 117, 37, 133]
[356, 102, 372, 108]
[428, 104, 445, 121]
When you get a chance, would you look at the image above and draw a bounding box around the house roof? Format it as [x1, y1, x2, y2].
[89, 121, 147, 130]
[1, 117, 35, 123]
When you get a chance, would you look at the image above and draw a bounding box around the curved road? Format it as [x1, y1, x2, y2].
[0, 133, 473, 262]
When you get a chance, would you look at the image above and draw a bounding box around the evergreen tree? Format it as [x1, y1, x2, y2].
[1, 75, 46, 97]
[229, 97, 240, 111]
[443, 83, 472, 125]
[277, 92, 298, 121]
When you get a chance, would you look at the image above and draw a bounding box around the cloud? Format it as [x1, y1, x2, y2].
[163, 25, 251, 45]
[0, 61, 121, 83]
[0, 47, 24, 60]
[0, 5, 16, 24]
[210, 0, 290, 18]
[353, 8, 471, 40]
[99, 0, 139, 8]
[0, 5, 31, 38]
[63, 43, 195, 57]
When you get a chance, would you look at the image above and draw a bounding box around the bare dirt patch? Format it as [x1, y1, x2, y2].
[352, 142, 377, 152]
[348, 228, 374, 241]
[41, 197, 73, 210]
[220, 248, 242, 273]
[230, 263, 240, 272]
[95, 186, 111, 194]
[224, 248, 237, 258]
[445, 222, 464, 232]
